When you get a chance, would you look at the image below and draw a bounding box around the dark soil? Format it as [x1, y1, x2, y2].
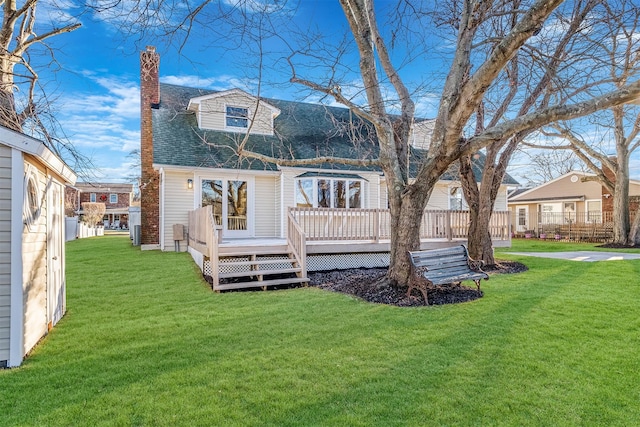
[308, 260, 528, 307]
[597, 243, 640, 249]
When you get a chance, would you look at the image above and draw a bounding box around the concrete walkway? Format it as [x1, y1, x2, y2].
[508, 251, 640, 262]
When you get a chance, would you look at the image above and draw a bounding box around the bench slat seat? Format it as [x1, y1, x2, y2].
[407, 245, 488, 303]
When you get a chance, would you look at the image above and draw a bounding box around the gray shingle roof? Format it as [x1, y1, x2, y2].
[153, 83, 519, 185]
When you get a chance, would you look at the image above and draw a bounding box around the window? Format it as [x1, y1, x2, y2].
[23, 171, 42, 230]
[226, 106, 249, 128]
[110, 194, 117, 204]
[518, 208, 527, 226]
[449, 186, 465, 210]
[295, 179, 313, 207]
[541, 204, 556, 223]
[295, 177, 363, 209]
[586, 200, 602, 222]
[564, 202, 576, 223]
[90, 193, 96, 202]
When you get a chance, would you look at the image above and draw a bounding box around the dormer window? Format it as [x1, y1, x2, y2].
[226, 106, 249, 128]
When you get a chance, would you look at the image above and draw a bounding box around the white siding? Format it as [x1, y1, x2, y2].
[495, 185, 508, 210]
[162, 171, 194, 251]
[380, 180, 454, 210]
[281, 169, 297, 210]
[254, 175, 278, 237]
[195, 93, 274, 135]
[21, 160, 48, 357]
[409, 120, 434, 150]
[0, 144, 10, 362]
[426, 182, 452, 210]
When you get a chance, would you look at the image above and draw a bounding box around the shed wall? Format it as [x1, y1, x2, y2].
[21, 160, 48, 356]
[0, 144, 11, 362]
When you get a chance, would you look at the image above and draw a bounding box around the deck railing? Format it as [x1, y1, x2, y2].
[188, 205, 221, 285]
[287, 210, 307, 278]
[289, 208, 511, 242]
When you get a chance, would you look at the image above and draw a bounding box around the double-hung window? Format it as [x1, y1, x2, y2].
[295, 177, 363, 209]
[90, 193, 96, 203]
[449, 186, 465, 210]
[226, 106, 249, 128]
[110, 194, 117, 204]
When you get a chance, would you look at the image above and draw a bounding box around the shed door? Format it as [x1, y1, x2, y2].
[47, 180, 65, 328]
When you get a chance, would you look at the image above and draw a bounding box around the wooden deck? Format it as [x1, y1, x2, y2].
[189, 206, 512, 291]
[219, 236, 511, 255]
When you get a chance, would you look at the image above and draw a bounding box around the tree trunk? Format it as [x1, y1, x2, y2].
[466, 200, 496, 265]
[628, 205, 640, 245]
[386, 199, 427, 287]
[384, 160, 440, 287]
[612, 146, 630, 245]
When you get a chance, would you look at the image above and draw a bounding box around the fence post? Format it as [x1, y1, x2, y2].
[446, 211, 452, 241]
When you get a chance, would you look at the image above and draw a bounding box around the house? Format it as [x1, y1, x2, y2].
[508, 170, 640, 237]
[0, 125, 76, 368]
[66, 182, 135, 229]
[139, 47, 516, 288]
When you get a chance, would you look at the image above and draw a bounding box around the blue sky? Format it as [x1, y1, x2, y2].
[30, 0, 640, 184]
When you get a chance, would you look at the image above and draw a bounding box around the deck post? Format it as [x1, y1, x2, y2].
[374, 209, 380, 243]
[207, 207, 219, 289]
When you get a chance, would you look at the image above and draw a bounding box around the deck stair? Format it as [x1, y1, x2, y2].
[212, 246, 308, 291]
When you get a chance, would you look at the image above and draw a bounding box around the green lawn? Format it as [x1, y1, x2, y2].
[1, 236, 639, 426]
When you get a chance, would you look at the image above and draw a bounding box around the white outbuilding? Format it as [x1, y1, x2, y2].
[0, 125, 76, 368]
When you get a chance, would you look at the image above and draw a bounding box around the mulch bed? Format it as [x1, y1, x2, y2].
[308, 260, 528, 307]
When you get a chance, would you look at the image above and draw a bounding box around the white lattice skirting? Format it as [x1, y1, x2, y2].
[203, 252, 390, 276]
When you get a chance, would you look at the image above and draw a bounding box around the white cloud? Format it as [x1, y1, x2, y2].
[55, 73, 141, 180]
[161, 74, 255, 92]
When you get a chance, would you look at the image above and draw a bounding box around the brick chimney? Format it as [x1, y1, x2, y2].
[140, 46, 160, 247]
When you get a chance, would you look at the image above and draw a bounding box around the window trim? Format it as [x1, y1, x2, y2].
[585, 199, 602, 223]
[225, 105, 250, 130]
[109, 194, 117, 204]
[448, 185, 466, 210]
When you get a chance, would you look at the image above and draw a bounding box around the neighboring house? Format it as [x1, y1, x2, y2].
[0, 125, 76, 368]
[67, 182, 134, 229]
[508, 170, 640, 235]
[139, 47, 517, 287]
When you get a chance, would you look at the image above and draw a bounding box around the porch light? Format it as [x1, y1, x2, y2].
[187, 179, 193, 189]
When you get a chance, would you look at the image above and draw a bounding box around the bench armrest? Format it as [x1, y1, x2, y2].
[468, 258, 485, 272]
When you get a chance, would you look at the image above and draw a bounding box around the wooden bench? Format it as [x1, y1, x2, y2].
[407, 245, 489, 303]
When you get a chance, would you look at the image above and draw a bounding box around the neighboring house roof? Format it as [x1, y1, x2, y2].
[508, 171, 594, 203]
[507, 187, 530, 199]
[75, 182, 134, 193]
[153, 83, 519, 185]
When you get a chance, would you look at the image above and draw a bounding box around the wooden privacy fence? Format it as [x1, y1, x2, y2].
[512, 210, 621, 242]
[289, 208, 511, 242]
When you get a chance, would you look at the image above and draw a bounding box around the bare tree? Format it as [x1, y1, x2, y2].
[109, 0, 640, 286]
[0, 0, 91, 169]
[458, 0, 599, 264]
[523, 0, 640, 246]
[520, 149, 584, 186]
[81, 202, 106, 227]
